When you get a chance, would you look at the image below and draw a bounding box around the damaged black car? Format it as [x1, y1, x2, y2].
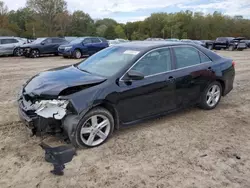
[18, 42, 235, 148]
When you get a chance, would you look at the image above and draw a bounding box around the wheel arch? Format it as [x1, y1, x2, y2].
[93, 102, 120, 130]
[215, 79, 225, 96]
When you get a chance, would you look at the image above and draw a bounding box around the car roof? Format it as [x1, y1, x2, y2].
[115, 41, 185, 49]
[0, 36, 16, 39]
[115, 41, 221, 61]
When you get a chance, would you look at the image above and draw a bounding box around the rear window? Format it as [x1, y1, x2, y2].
[91, 38, 101, 43]
[173, 47, 200, 69]
[216, 37, 226, 42]
[99, 37, 108, 43]
[52, 38, 66, 43]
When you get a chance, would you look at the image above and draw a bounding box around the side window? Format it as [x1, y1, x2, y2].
[199, 52, 211, 63]
[83, 38, 92, 44]
[91, 38, 101, 43]
[131, 48, 172, 76]
[99, 37, 108, 43]
[1, 39, 18, 44]
[173, 47, 200, 69]
[52, 38, 62, 43]
[44, 38, 52, 44]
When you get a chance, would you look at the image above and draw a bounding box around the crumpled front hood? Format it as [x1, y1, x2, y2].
[59, 44, 73, 48]
[24, 65, 106, 97]
[21, 43, 39, 48]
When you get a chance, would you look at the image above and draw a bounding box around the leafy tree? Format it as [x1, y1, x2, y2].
[70, 11, 95, 36]
[114, 25, 126, 39]
[104, 26, 117, 39]
[27, 0, 67, 36]
[95, 18, 117, 27]
[96, 24, 107, 37]
[0, 1, 8, 28]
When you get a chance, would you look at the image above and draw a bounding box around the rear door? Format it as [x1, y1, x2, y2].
[117, 47, 176, 123]
[90, 37, 102, 53]
[40, 38, 53, 54]
[0, 38, 19, 55]
[170, 46, 215, 107]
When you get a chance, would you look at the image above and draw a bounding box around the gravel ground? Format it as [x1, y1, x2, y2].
[0, 51, 250, 188]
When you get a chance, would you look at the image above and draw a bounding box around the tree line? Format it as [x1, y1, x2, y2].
[0, 0, 250, 40]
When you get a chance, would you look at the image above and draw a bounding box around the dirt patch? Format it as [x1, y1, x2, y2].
[0, 51, 250, 188]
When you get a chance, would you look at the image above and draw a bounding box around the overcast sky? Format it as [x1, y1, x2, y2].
[3, 0, 250, 23]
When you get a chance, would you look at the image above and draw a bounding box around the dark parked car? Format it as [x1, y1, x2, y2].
[21, 37, 68, 58]
[58, 37, 109, 59]
[180, 39, 206, 47]
[200, 40, 214, 50]
[212, 37, 247, 51]
[18, 41, 235, 148]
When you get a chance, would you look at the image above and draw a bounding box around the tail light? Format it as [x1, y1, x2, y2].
[232, 61, 236, 67]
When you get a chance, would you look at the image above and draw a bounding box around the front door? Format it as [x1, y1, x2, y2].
[116, 47, 176, 123]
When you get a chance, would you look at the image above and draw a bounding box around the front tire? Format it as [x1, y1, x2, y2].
[73, 49, 82, 59]
[199, 81, 222, 110]
[75, 107, 114, 148]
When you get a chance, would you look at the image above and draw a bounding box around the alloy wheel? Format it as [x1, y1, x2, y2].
[31, 50, 39, 58]
[206, 85, 221, 107]
[14, 48, 21, 56]
[80, 115, 111, 147]
[75, 51, 81, 59]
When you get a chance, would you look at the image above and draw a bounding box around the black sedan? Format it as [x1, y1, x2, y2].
[21, 37, 68, 58]
[18, 42, 235, 147]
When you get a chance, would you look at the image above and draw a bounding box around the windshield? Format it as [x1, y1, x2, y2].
[32, 38, 47, 44]
[70, 38, 85, 44]
[77, 46, 140, 77]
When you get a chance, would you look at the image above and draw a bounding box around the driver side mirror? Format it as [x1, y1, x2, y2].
[126, 70, 144, 80]
[41, 41, 45, 45]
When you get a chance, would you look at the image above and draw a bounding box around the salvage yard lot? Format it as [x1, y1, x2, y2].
[0, 50, 250, 188]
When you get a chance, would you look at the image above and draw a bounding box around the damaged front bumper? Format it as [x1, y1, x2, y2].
[18, 94, 70, 136]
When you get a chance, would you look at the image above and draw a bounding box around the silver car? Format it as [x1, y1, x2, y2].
[0, 37, 26, 56]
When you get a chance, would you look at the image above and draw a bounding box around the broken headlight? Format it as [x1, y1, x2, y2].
[34, 100, 69, 120]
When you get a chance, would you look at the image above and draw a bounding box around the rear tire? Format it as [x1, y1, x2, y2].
[74, 107, 114, 148]
[199, 81, 222, 110]
[73, 49, 82, 59]
[13, 48, 21, 56]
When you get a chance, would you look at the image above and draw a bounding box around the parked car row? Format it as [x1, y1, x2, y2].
[145, 37, 249, 51]
[0, 35, 248, 58]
